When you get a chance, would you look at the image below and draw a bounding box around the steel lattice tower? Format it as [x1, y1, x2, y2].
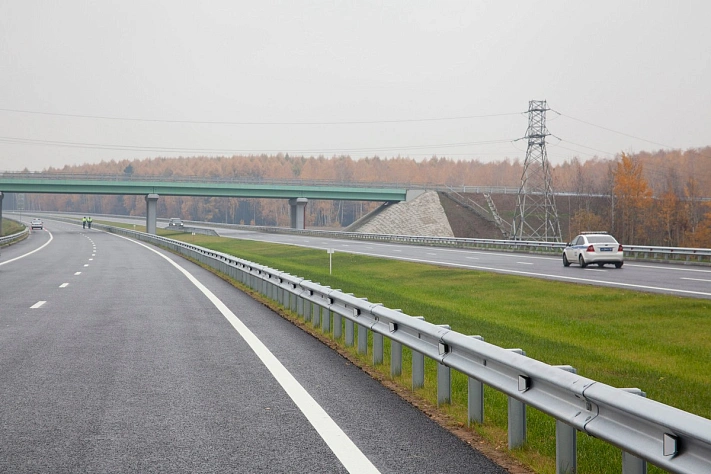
[512, 100, 562, 241]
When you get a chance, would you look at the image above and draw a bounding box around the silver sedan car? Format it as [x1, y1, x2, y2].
[563, 232, 623, 268]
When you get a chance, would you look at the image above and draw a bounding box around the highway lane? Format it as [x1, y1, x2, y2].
[213, 228, 711, 300]
[0, 220, 507, 473]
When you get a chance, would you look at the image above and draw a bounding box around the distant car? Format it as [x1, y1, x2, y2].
[563, 232, 623, 268]
[167, 218, 184, 228]
[30, 218, 43, 230]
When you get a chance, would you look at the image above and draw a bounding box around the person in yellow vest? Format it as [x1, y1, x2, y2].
[82, 216, 87, 229]
[87, 216, 93, 229]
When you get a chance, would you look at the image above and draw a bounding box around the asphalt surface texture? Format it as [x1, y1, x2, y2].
[0, 220, 509, 473]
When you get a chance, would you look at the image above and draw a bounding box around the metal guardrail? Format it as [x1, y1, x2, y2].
[0, 223, 29, 247]
[86, 220, 711, 474]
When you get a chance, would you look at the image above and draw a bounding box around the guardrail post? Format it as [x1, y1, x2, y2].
[306, 300, 314, 322]
[437, 325, 452, 406]
[313, 301, 321, 327]
[356, 309, 368, 355]
[297, 292, 303, 317]
[345, 310, 355, 347]
[321, 304, 330, 333]
[621, 389, 648, 474]
[468, 335, 485, 425]
[390, 333, 402, 378]
[555, 365, 577, 474]
[333, 305, 342, 340]
[373, 331, 383, 365]
[507, 348, 526, 449]
[290, 284, 297, 312]
[412, 316, 425, 390]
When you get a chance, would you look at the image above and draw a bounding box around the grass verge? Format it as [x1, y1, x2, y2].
[2, 218, 25, 236]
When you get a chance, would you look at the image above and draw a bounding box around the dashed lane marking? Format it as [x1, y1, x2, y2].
[31, 301, 46, 309]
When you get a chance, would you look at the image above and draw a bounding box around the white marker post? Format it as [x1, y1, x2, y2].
[327, 248, 334, 274]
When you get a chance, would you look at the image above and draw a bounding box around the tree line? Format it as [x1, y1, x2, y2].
[15, 146, 711, 247]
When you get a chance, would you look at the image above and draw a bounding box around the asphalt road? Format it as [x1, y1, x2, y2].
[0, 220, 508, 473]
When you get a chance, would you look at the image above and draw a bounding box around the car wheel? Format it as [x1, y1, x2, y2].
[579, 255, 588, 268]
[563, 253, 570, 267]
[615, 262, 623, 268]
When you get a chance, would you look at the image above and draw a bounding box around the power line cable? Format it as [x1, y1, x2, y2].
[551, 109, 675, 149]
[0, 135, 516, 155]
[0, 107, 522, 126]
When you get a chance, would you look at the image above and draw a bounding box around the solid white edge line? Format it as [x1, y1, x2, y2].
[0, 231, 54, 266]
[111, 233, 380, 474]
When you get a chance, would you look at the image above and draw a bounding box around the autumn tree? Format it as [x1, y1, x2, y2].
[612, 153, 653, 244]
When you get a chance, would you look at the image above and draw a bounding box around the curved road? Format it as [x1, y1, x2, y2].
[0, 220, 507, 473]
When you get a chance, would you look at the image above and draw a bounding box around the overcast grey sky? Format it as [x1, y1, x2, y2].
[1, 1, 709, 172]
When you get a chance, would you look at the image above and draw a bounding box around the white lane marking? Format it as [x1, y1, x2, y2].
[393, 250, 402, 252]
[84, 264, 89, 267]
[113, 234, 380, 474]
[681, 277, 711, 283]
[89, 258, 94, 261]
[427, 253, 437, 256]
[586, 268, 607, 272]
[466, 257, 479, 260]
[0, 231, 54, 266]
[60, 283, 69, 288]
[517, 262, 533, 265]
[74, 272, 82, 275]
[31, 301, 46, 309]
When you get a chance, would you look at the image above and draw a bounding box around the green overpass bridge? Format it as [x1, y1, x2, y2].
[0, 173, 417, 233]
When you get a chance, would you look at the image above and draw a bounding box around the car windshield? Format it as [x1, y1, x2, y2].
[587, 235, 616, 244]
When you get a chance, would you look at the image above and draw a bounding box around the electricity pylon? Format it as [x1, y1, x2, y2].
[512, 100, 562, 242]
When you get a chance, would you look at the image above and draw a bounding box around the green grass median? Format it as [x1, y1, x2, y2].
[162, 232, 708, 474]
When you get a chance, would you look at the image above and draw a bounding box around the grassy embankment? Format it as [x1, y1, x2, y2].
[1, 218, 25, 236]
[119, 224, 709, 474]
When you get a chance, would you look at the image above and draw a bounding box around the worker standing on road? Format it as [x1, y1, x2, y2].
[82, 216, 87, 229]
[87, 216, 93, 229]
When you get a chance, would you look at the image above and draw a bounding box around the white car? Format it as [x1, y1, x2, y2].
[30, 218, 43, 230]
[563, 232, 623, 268]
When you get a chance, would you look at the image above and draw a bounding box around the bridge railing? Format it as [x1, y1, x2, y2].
[90, 220, 711, 474]
[0, 171, 520, 193]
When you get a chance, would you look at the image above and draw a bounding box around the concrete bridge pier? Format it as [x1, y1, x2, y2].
[145, 193, 159, 234]
[289, 197, 307, 230]
[0, 192, 4, 236]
